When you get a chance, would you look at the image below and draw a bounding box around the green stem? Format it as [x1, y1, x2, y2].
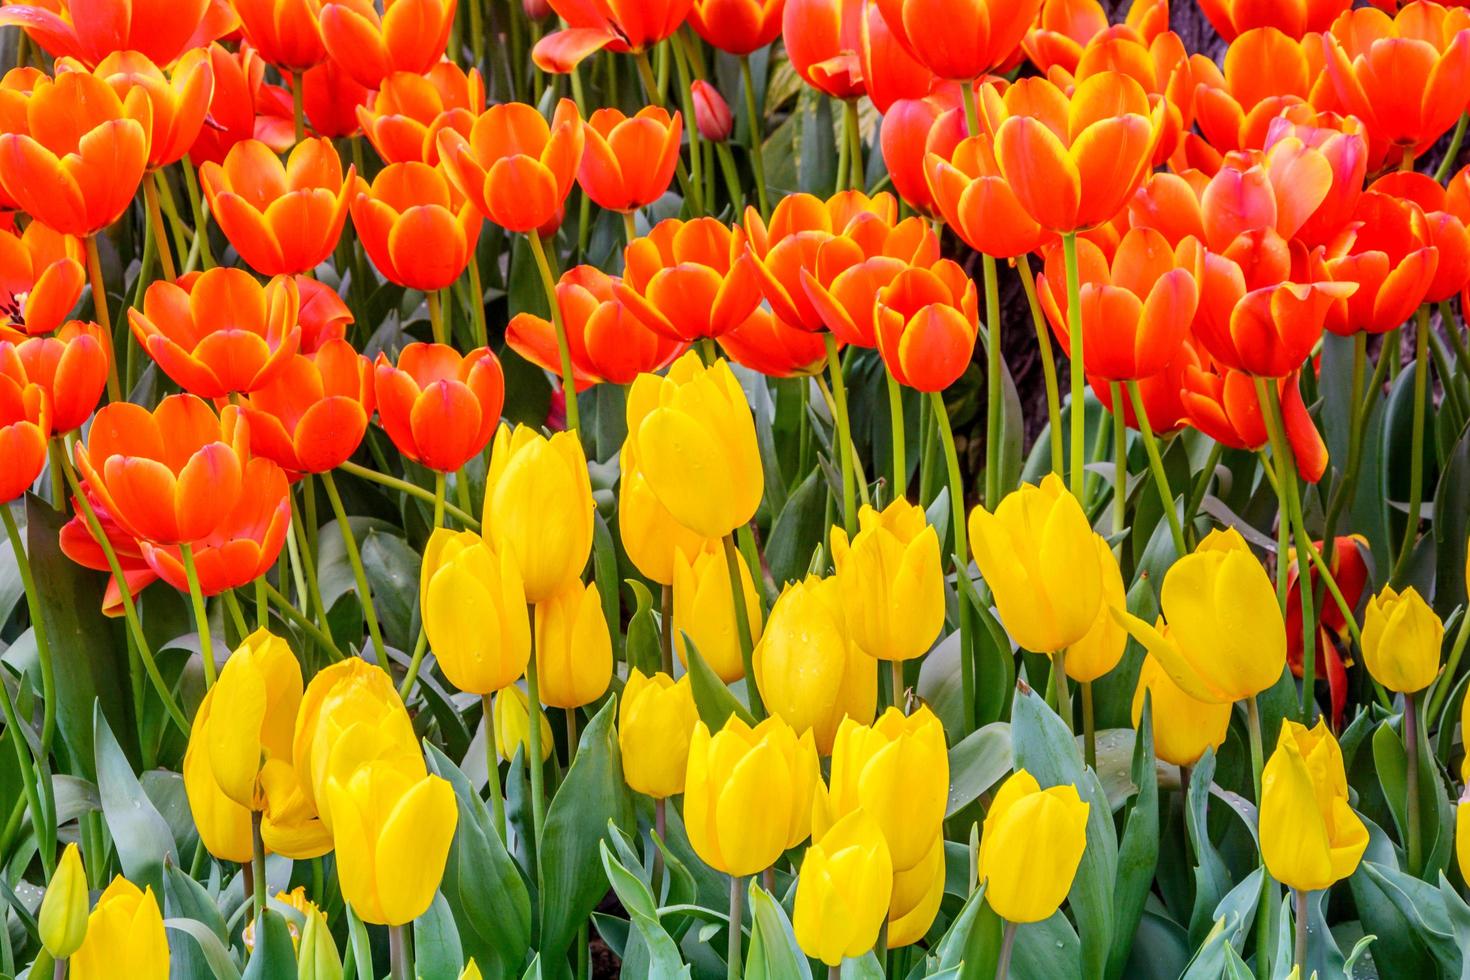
[1405, 690, 1423, 876]
[825, 334, 857, 533]
[466, 250, 489, 349]
[336, 460, 479, 528]
[960, 79, 980, 137]
[1061, 233, 1086, 499]
[484, 694, 506, 841]
[632, 50, 701, 211]
[388, 924, 411, 980]
[290, 71, 306, 144]
[1109, 382, 1127, 539]
[467, 0, 485, 70]
[1184, 441, 1224, 542]
[84, 236, 122, 402]
[931, 389, 974, 730]
[739, 56, 770, 219]
[1018, 255, 1064, 478]
[982, 254, 1002, 509]
[1435, 113, 1468, 183]
[180, 155, 215, 270]
[1125, 381, 1187, 556]
[260, 579, 343, 661]
[1054, 648, 1072, 733]
[1391, 308, 1431, 586]
[179, 542, 217, 687]
[1247, 693, 1272, 977]
[319, 471, 389, 670]
[622, 210, 638, 246]
[727, 876, 744, 980]
[427, 290, 446, 346]
[715, 141, 744, 212]
[668, 36, 704, 215]
[152, 171, 192, 274]
[396, 631, 428, 700]
[142, 176, 177, 282]
[886, 369, 906, 502]
[433, 471, 446, 530]
[525, 604, 547, 880]
[1081, 679, 1095, 769]
[222, 588, 249, 641]
[250, 812, 266, 926]
[844, 98, 863, 191]
[527, 231, 582, 434]
[1293, 889, 1309, 976]
[995, 921, 1017, 979]
[1, 504, 57, 754]
[723, 534, 764, 718]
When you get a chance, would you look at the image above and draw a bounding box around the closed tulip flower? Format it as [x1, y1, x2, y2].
[618, 444, 715, 585]
[718, 307, 831, 377]
[1062, 534, 1128, 683]
[534, 579, 613, 709]
[1132, 652, 1232, 767]
[69, 878, 168, 980]
[183, 718, 253, 862]
[690, 80, 734, 141]
[233, 0, 329, 72]
[494, 684, 555, 763]
[578, 107, 683, 213]
[684, 716, 820, 876]
[1119, 528, 1286, 704]
[874, 0, 1036, 81]
[421, 529, 530, 695]
[881, 91, 966, 220]
[0, 220, 85, 339]
[829, 500, 943, 662]
[1362, 586, 1444, 694]
[438, 99, 584, 234]
[874, 260, 980, 392]
[793, 810, 894, 966]
[374, 343, 504, 472]
[0, 367, 50, 505]
[327, 760, 458, 925]
[1197, 0, 1349, 40]
[616, 217, 763, 342]
[39, 843, 87, 960]
[755, 575, 877, 754]
[298, 903, 342, 979]
[1260, 719, 1368, 891]
[350, 161, 482, 291]
[356, 64, 485, 166]
[320, 0, 457, 89]
[618, 669, 699, 798]
[887, 834, 945, 946]
[672, 542, 762, 681]
[483, 424, 594, 601]
[977, 770, 1090, 923]
[197, 629, 301, 809]
[781, 0, 869, 100]
[3, 323, 110, 432]
[238, 339, 373, 475]
[625, 352, 763, 538]
[690, 0, 785, 53]
[968, 473, 1106, 654]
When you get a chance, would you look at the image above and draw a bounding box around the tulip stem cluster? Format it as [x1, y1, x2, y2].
[526, 231, 582, 435]
[320, 470, 390, 671]
[1125, 380, 1187, 557]
[0, 502, 56, 754]
[1391, 308, 1432, 587]
[825, 333, 858, 534]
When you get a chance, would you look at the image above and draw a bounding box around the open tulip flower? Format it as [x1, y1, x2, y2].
[1181, 363, 1330, 480]
[373, 342, 504, 472]
[1370, 170, 1470, 302]
[319, 0, 459, 89]
[532, 0, 694, 71]
[1, 321, 110, 432]
[350, 161, 482, 291]
[0, 0, 234, 69]
[578, 106, 683, 213]
[237, 338, 374, 474]
[232, 0, 330, 72]
[1323, 189, 1441, 335]
[82, 48, 214, 170]
[356, 64, 486, 166]
[0, 368, 48, 503]
[717, 306, 831, 376]
[0, 219, 85, 339]
[437, 99, 584, 233]
[615, 217, 762, 341]
[188, 43, 267, 167]
[1188, 26, 1331, 155]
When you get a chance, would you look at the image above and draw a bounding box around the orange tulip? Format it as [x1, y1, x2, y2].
[718, 307, 831, 377]
[3, 321, 111, 432]
[1189, 27, 1332, 155]
[319, 0, 458, 89]
[578, 107, 683, 213]
[200, 137, 355, 276]
[1366, 171, 1469, 304]
[59, 484, 156, 616]
[991, 72, 1164, 232]
[857, 0, 937, 113]
[74, 394, 250, 545]
[926, 130, 1054, 258]
[0, 0, 235, 69]
[350, 162, 482, 291]
[0, 71, 151, 237]
[0, 220, 85, 339]
[0, 366, 48, 503]
[0, 68, 44, 211]
[373, 343, 504, 472]
[1323, 2, 1470, 167]
[872, 0, 1040, 81]
[189, 43, 267, 167]
[691, 80, 734, 141]
[507, 265, 684, 389]
[880, 90, 967, 219]
[1259, 109, 1369, 247]
[356, 64, 485, 166]
[1070, 27, 1194, 169]
[1023, 0, 1168, 75]
[531, 0, 693, 71]
[298, 276, 355, 352]
[1322, 190, 1439, 336]
[1196, 0, 1349, 39]
[782, 0, 867, 99]
[1181, 364, 1328, 481]
[615, 217, 762, 341]
[690, 0, 784, 54]
[874, 260, 980, 391]
[233, 0, 329, 72]
[1089, 341, 1195, 436]
[238, 339, 374, 475]
[437, 99, 584, 234]
[82, 49, 214, 170]
[288, 58, 373, 140]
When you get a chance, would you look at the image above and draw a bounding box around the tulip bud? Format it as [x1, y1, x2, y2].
[690, 80, 733, 142]
[297, 903, 342, 980]
[1260, 720, 1368, 892]
[619, 443, 717, 585]
[1362, 585, 1443, 694]
[70, 878, 169, 980]
[494, 684, 555, 763]
[968, 473, 1107, 654]
[673, 543, 763, 682]
[1131, 652, 1232, 767]
[244, 887, 315, 953]
[484, 424, 595, 602]
[793, 809, 894, 966]
[618, 669, 699, 799]
[39, 843, 88, 960]
[977, 770, 1090, 924]
[829, 499, 944, 662]
[755, 575, 877, 754]
[523, 0, 552, 18]
[684, 716, 820, 876]
[461, 961, 485, 980]
[422, 528, 531, 695]
[534, 579, 613, 709]
[200, 629, 303, 810]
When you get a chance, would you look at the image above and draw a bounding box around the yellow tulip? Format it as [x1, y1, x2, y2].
[967, 473, 1106, 654]
[977, 769, 1090, 924]
[754, 575, 877, 754]
[1063, 534, 1128, 682]
[618, 669, 699, 799]
[421, 528, 531, 695]
[625, 352, 764, 538]
[461, 962, 484, 980]
[326, 760, 459, 926]
[672, 543, 763, 682]
[494, 684, 554, 763]
[1117, 527, 1285, 704]
[618, 442, 716, 585]
[684, 716, 820, 876]
[183, 724, 253, 862]
[1457, 797, 1469, 886]
[198, 629, 302, 810]
[484, 423, 594, 602]
[886, 833, 945, 947]
[258, 759, 333, 859]
[244, 887, 315, 953]
[1361, 585, 1443, 694]
[1131, 651, 1232, 768]
[297, 902, 342, 980]
[39, 843, 88, 959]
[1259, 719, 1368, 892]
[70, 878, 168, 980]
[793, 809, 894, 966]
[829, 500, 944, 662]
[534, 578, 613, 709]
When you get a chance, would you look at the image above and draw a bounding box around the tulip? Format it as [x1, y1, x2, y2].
[1181, 365, 1329, 482]
[1262, 110, 1370, 248]
[1260, 719, 1369, 891]
[1323, 190, 1440, 337]
[356, 64, 486, 166]
[1188, 28, 1330, 154]
[977, 769, 1090, 923]
[967, 473, 1106, 654]
[183, 719, 253, 862]
[616, 218, 763, 342]
[298, 903, 342, 979]
[238, 339, 374, 475]
[373, 343, 505, 472]
[0, 0, 233, 69]
[859, 0, 938, 113]
[881, 91, 966, 220]
[320, 0, 458, 89]
[438, 99, 584, 234]
[1371, 171, 1470, 304]
[1063, 534, 1127, 683]
[871, 259, 979, 392]
[200, 138, 355, 276]
[1132, 653, 1232, 767]
[793, 809, 894, 966]
[69, 878, 168, 980]
[297, 276, 356, 353]
[1197, 0, 1350, 39]
[327, 760, 458, 925]
[926, 127, 1053, 258]
[460, 962, 484, 980]
[672, 542, 762, 681]
[717, 307, 830, 377]
[0, 69, 41, 209]
[84, 49, 214, 171]
[350, 161, 482, 291]
[1119, 528, 1286, 704]
[494, 684, 555, 763]
[1023, 0, 1167, 75]
[258, 759, 334, 859]
[189, 44, 265, 167]
[625, 352, 764, 538]
[39, 843, 88, 960]
[1088, 345, 1193, 438]
[829, 500, 943, 662]
[421, 529, 531, 695]
[2, 323, 109, 433]
[690, 80, 734, 141]
[578, 107, 683, 213]
[58, 485, 157, 617]
[690, 0, 784, 53]
[483, 424, 594, 602]
[233, 0, 329, 71]
[618, 443, 715, 585]
[534, 579, 613, 709]
[619, 669, 700, 798]
[684, 716, 820, 876]
[0, 71, 150, 237]
[872, 0, 1037, 81]
[755, 575, 877, 754]
[886, 833, 945, 946]
[532, 0, 693, 70]
[1362, 586, 1444, 694]
[781, 0, 869, 99]
[0, 219, 85, 339]
[196, 630, 301, 808]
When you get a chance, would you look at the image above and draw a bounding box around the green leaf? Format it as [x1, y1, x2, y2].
[744, 882, 812, 980]
[163, 918, 243, 980]
[1350, 856, 1438, 978]
[413, 891, 465, 980]
[592, 512, 624, 662]
[1185, 749, 1235, 945]
[1435, 421, 1470, 617]
[1107, 695, 1159, 980]
[945, 722, 1012, 818]
[765, 468, 827, 589]
[93, 703, 175, 894]
[624, 580, 662, 677]
[358, 527, 419, 650]
[598, 840, 690, 980]
[682, 633, 756, 731]
[241, 910, 298, 980]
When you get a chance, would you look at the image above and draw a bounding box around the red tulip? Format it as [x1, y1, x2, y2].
[691, 80, 734, 142]
[437, 99, 584, 234]
[880, 89, 966, 218]
[616, 217, 762, 341]
[81, 49, 214, 170]
[1196, 0, 1350, 40]
[1023, 0, 1168, 75]
[350, 162, 482, 290]
[690, 0, 784, 53]
[232, 0, 329, 72]
[1369, 170, 1470, 303]
[1322, 190, 1439, 335]
[188, 43, 267, 167]
[874, 260, 979, 391]
[297, 276, 355, 353]
[872, 0, 1040, 81]
[1180, 364, 1328, 481]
